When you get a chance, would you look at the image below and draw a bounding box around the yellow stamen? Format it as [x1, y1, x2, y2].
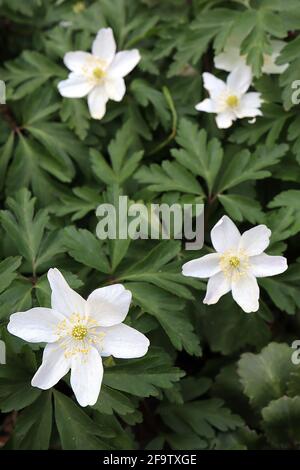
[219, 250, 249, 281]
[73, 2, 86, 13]
[93, 67, 106, 80]
[72, 325, 88, 341]
[226, 95, 239, 108]
[229, 256, 240, 268]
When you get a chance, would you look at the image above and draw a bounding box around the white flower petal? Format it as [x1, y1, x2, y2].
[70, 347, 103, 407]
[31, 342, 71, 389]
[211, 215, 241, 253]
[195, 98, 217, 113]
[203, 271, 231, 305]
[231, 273, 259, 313]
[262, 59, 288, 75]
[239, 225, 271, 256]
[47, 268, 86, 318]
[87, 284, 132, 327]
[92, 28, 116, 65]
[108, 50, 141, 78]
[104, 77, 126, 102]
[57, 73, 94, 98]
[202, 72, 226, 100]
[215, 111, 235, 128]
[8, 307, 62, 343]
[235, 108, 262, 120]
[227, 65, 252, 95]
[87, 85, 108, 120]
[235, 92, 262, 119]
[262, 40, 288, 74]
[63, 51, 93, 73]
[214, 47, 245, 72]
[97, 323, 149, 359]
[182, 253, 221, 278]
[250, 253, 288, 278]
[270, 40, 286, 55]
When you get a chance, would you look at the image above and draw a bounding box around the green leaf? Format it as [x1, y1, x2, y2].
[171, 119, 223, 195]
[118, 241, 196, 299]
[214, 427, 262, 451]
[266, 208, 300, 252]
[92, 385, 138, 418]
[160, 398, 243, 450]
[260, 263, 300, 314]
[218, 194, 264, 224]
[19, 87, 60, 126]
[268, 190, 300, 211]
[0, 257, 22, 294]
[91, 130, 144, 185]
[6, 136, 62, 203]
[278, 36, 300, 63]
[60, 98, 90, 141]
[54, 391, 112, 450]
[0, 349, 41, 412]
[200, 297, 271, 355]
[63, 226, 110, 274]
[25, 123, 79, 182]
[215, 145, 287, 193]
[262, 396, 300, 449]
[0, 188, 48, 273]
[103, 348, 185, 397]
[49, 186, 102, 222]
[95, 186, 133, 273]
[13, 392, 52, 450]
[135, 160, 203, 195]
[0, 279, 33, 321]
[238, 343, 296, 410]
[229, 103, 291, 147]
[0, 0, 42, 16]
[2, 51, 63, 100]
[0, 132, 15, 191]
[131, 79, 170, 129]
[128, 282, 201, 355]
[91, 150, 117, 186]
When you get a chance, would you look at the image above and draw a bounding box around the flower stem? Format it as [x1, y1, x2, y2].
[148, 86, 177, 156]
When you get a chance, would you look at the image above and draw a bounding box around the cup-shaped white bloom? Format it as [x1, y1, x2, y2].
[214, 39, 288, 75]
[195, 65, 263, 129]
[182, 216, 288, 313]
[57, 28, 141, 119]
[7, 269, 149, 407]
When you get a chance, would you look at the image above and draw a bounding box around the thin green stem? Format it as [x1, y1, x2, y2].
[148, 86, 178, 156]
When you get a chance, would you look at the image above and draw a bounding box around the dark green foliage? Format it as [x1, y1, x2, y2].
[0, 0, 299, 451]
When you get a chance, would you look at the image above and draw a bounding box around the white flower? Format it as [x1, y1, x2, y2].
[57, 27, 140, 120]
[7, 268, 149, 407]
[182, 216, 288, 313]
[195, 65, 262, 129]
[214, 39, 288, 75]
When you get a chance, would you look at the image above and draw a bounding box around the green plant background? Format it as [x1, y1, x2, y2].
[0, 0, 300, 450]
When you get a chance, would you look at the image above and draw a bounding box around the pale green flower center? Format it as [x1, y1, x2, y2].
[226, 95, 239, 108]
[93, 66, 106, 80]
[73, 1, 86, 13]
[263, 53, 272, 67]
[220, 251, 249, 281]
